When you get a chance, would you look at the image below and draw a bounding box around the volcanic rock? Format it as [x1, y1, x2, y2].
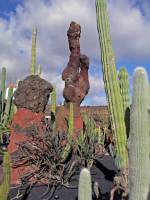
[14, 75, 53, 113]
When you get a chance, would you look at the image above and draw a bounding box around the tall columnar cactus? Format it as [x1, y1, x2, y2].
[128, 67, 149, 200]
[68, 102, 74, 135]
[0, 152, 10, 200]
[118, 67, 130, 112]
[78, 168, 92, 200]
[31, 27, 37, 75]
[118, 67, 130, 137]
[2, 86, 13, 126]
[1, 67, 6, 119]
[95, 0, 128, 169]
[51, 87, 56, 116]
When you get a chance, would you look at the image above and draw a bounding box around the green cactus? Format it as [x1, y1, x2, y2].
[37, 64, 42, 77]
[68, 102, 74, 136]
[60, 103, 74, 163]
[2, 86, 13, 126]
[31, 27, 37, 75]
[0, 152, 10, 200]
[118, 67, 130, 137]
[128, 67, 149, 200]
[118, 67, 130, 112]
[1, 67, 6, 120]
[78, 168, 92, 200]
[95, 0, 128, 169]
[51, 87, 56, 116]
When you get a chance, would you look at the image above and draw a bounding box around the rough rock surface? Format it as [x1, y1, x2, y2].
[14, 75, 53, 113]
[8, 108, 45, 185]
[56, 21, 89, 134]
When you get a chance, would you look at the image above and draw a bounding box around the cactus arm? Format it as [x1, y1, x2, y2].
[95, 0, 128, 169]
[0, 152, 10, 200]
[31, 27, 37, 75]
[78, 168, 92, 200]
[129, 67, 149, 200]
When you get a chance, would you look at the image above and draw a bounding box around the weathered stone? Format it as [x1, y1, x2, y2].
[14, 75, 53, 112]
[56, 21, 90, 134]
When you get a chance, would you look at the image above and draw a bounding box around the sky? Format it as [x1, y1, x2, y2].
[0, 0, 150, 106]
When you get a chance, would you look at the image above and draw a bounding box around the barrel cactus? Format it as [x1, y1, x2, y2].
[128, 67, 149, 200]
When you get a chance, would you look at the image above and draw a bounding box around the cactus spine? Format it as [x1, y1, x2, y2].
[95, 0, 128, 169]
[0, 152, 10, 200]
[31, 27, 37, 75]
[1, 67, 6, 119]
[78, 168, 92, 200]
[128, 67, 149, 200]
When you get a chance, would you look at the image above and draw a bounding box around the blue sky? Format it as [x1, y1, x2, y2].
[0, 0, 150, 105]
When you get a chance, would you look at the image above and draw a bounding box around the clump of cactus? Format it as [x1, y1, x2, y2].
[78, 168, 92, 200]
[60, 103, 74, 163]
[128, 67, 149, 200]
[31, 27, 37, 75]
[95, 0, 128, 170]
[118, 67, 130, 137]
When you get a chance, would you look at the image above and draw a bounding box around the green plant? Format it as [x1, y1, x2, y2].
[51, 87, 56, 116]
[37, 64, 42, 77]
[31, 27, 37, 75]
[61, 103, 74, 163]
[118, 67, 130, 112]
[68, 102, 74, 136]
[0, 152, 10, 200]
[76, 114, 105, 168]
[118, 67, 130, 137]
[0, 67, 6, 120]
[95, 0, 128, 170]
[128, 67, 149, 200]
[78, 168, 92, 200]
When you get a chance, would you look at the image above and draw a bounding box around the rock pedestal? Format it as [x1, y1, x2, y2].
[8, 75, 53, 185]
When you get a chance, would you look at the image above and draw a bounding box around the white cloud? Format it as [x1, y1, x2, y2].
[0, 0, 150, 105]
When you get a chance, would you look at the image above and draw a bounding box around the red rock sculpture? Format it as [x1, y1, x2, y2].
[56, 21, 90, 135]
